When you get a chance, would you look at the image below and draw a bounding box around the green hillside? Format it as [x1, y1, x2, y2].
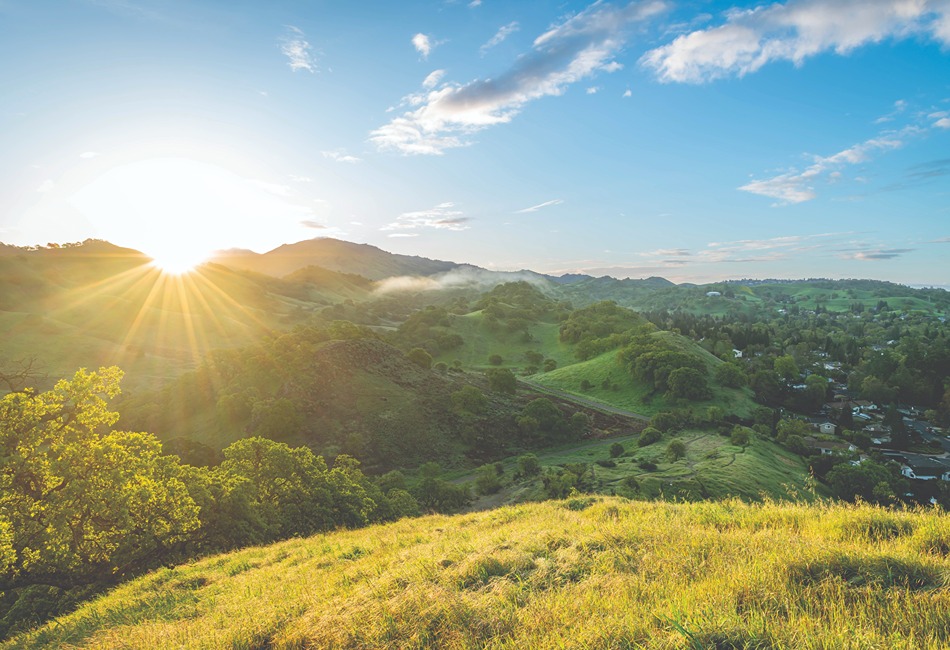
[10, 497, 950, 649]
[531, 331, 758, 418]
[459, 426, 813, 509]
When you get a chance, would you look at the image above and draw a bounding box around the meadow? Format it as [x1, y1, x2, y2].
[8, 497, 950, 649]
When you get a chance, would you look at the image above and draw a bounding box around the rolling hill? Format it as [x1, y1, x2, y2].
[9, 497, 950, 649]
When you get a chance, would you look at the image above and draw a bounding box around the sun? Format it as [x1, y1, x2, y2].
[148, 249, 208, 275]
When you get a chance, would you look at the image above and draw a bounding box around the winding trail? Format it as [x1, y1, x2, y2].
[517, 378, 650, 422]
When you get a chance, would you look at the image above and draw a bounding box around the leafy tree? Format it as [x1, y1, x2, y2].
[609, 442, 625, 458]
[0, 367, 200, 593]
[517, 454, 541, 478]
[649, 412, 679, 433]
[474, 464, 502, 495]
[666, 439, 687, 462]
[543, 359, 557, 372]
[715, 362, 747, 388]
[451, 385, 488, 416]
[406, 347, 432, 370]
[730, 426, 752, 447]
[486, 368, 517, 394]
[773, 355, 800, 382]
[638, 427, 662, 447]
[667, 367, 712, 401]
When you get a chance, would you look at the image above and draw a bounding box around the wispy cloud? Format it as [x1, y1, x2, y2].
[480, 21, 519, 54]
[289, 174, 313, 183]
[372, 1, 665, 155]
[281, 26, 317, 73]
[586, 86, 600, 94]
[641, 0, 950, 84]
[739, 126, 918, 204]
[79, 151, 100, 159]
[321, 150, 362, 164]
[875, 99, 907, 124]
[36, 179, 54, 193]
[300, 220, 326, 229]
[422, 69, 446, 89]
[382, 202, 471, 232]
[388, 232, 420, 238]
[412, 33, 433, 59]
[840, 247, 915, 260]
[622, 89, 632, 97]
[515, 198, 564, 213]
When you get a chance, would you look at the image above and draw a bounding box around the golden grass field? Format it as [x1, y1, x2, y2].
[7, 497, 950, 649]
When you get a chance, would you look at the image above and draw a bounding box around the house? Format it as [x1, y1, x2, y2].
[805, 438, 856, 456]
[897, 457, 950, 481]
[818, 422, 836, 435]
[732, 348, 743, 359]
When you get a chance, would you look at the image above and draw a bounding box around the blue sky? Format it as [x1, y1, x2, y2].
[1, 0, 948, 284]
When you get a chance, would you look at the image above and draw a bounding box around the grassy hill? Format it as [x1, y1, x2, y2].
[0, 241, 373, 391]
[458, 426, 813, 509]
[9, 497, 950, 649]
[531, 331, 758, 419]
[210, 237, 460, 281]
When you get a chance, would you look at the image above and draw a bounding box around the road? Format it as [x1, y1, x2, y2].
[517, 377, 650, 422]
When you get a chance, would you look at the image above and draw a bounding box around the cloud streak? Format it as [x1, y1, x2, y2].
[281, 26, 316, 73]
[515, 198, 564, 213]
[481, 21, 519, 54]
[372, 1, 665, 155]
[321, 150, 362, 164]
[641, 0, 950, 84]
[382, 202, 471, 232]
[739, 125, 923, 204]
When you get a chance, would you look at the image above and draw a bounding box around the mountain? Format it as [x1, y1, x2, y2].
[210, 238, 461, 280]
[12, 497, 950, 649]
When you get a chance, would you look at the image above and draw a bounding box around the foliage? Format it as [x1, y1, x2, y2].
[666, 439, 687, 461]
[486, 368, 517, 394]
[406, 347, 432, 370]
[638, 427, 662, 447]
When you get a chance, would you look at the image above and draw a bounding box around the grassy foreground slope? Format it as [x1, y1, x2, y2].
[10, 498, 950, 649]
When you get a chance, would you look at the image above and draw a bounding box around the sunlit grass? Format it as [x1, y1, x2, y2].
[8, 498, 950, 649]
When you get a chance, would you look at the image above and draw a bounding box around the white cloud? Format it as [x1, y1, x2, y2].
[289, 174, 313, 183]
[321, 150, 362, 164]
[936, 117, 950, 129]
[281, 26, 317, 73]
[422, 69, 446, 89]
[480, 21, 519, 54]
[740, 130, 910, 204]
[874, 98, 907, 124]
[388, 232, 420, 238]
[382, 202, 471, 231]
[372, 1, 665, 155]
[622, 89, 632, 97]
[642, 0, 950, 84]
[36, 179, 54, 193]
[412, 33, 433, 59]
[469, 0, 482, 7]
[79, 151, 100, 159]
[586, 86, 600, 94]
[515, 198, 564, 213]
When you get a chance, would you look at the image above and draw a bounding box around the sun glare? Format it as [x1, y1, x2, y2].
[148, 250, 208, 275]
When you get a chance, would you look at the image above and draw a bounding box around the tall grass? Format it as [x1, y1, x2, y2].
[7, 498, 950, 649]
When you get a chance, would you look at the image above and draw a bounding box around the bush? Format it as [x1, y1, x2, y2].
[638, 459, 658, 471]
[650, 412, 679, 433]
[488, 354, 503, 366]
[666, 439, 687, 461]
[595, 459, 616, 468]
[638, 427, 662, 447]
[609, 442, 625, 458]
[517, 454, 541, 478]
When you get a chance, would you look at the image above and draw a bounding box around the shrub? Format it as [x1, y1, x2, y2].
[609, 442, 625, 458]
[638, 427, 662, 447]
